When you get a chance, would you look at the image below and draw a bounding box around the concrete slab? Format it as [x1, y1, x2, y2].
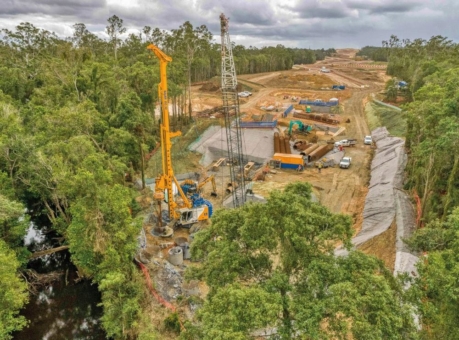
[189, 126, 275, 166]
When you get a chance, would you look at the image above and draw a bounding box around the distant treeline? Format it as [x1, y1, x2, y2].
[232, 46, 336, 74]
[356, 46, 388, 61]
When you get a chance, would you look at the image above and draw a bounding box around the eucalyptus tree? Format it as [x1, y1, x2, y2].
[106, 15, 126, 61]
[170, 22, 212, 117]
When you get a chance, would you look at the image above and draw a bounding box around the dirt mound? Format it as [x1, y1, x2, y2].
[266, 73, 334, 89]
[199, 82, 220, 92]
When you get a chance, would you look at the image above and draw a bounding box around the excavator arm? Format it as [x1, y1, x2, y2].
[197, 175, 218, 197]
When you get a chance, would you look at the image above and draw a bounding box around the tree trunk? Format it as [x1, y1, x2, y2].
[442, 154, 459, 219]
[280, 288, 292, 339]
[421, 152, 436, 219]
[139, 140, 145, 190]
[188, 61, 192, 119]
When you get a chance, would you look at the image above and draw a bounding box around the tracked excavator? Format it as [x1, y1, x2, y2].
[147, 44, 213, 233]
[288, 120, 312, 136]
[181, 175, 218, 197]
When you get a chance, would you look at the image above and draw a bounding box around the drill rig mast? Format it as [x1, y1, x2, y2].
[220, 13, 246, 208]
[147, 44, 212, 230]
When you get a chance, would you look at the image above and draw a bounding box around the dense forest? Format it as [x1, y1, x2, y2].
[355, 46, 388, 61]
[383, 34, 459, 338]
[2, 12, 459, 339]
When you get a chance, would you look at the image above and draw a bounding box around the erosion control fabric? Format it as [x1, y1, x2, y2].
[337, 127, 418, 276]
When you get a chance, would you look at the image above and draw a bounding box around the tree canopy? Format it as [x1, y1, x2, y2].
[185, 182, 417, 339]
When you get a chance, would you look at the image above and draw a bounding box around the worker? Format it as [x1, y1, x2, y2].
[297, 164, 303, 172]
[318, 162, 323, 173]
[262, 165, 270, 175]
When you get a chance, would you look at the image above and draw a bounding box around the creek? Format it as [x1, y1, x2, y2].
[13, 220, 107, 340]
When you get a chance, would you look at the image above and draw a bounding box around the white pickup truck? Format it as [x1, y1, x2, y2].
[335, 139, 357, 147]
[339, 157, 352, 169]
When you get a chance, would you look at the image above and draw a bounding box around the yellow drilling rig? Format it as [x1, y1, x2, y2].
[147, 44, 213, 236]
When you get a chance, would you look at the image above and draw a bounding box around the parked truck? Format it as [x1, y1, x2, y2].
[334, 139, 357, 147]
[339, 157, 352, 169]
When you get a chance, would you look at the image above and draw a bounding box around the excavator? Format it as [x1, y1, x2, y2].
[181, 175, 218, 197]
[288, 120, 312, 136]
[147, 44, 213, 232]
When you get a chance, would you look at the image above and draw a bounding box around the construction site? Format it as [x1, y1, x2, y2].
[134, 17, 417, 336]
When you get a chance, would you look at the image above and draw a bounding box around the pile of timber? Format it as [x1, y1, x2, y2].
[293, 112, 340, 125]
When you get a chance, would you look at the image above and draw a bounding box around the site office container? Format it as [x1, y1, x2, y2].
[272, 153, 304, 169]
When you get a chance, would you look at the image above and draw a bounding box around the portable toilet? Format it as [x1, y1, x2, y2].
[306, 105, 311, 113]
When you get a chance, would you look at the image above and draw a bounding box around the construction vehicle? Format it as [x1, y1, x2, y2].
[147, 44, 213, 231]
[181, 175, 218, 197]
[288, 120, 312, 136]
[334, 139, 357, 147]
[339, 157, 352, 169]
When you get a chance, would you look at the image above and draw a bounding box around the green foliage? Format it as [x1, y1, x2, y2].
[366, 102, 406, 137]
[385, 79, 398, 102]
[403, 67, 459, 221]
[197, 284, 281, 340]
[0, 239, 29, 339]
[407, 208, 459, 339]
[0, 195, 29, 262]
[164, 313, 182, 334]
[187, 182, 414, 339]
[356, 46, 388, 61]
[385, 34, 459, 338]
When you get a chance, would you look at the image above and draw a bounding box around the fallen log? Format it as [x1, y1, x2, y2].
[29, 245, 69, 259]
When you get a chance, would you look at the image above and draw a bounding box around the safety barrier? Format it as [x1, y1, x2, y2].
[239, 121, 278, 128]
[299, 100, 338, 107]
[136, 260, 186, 331]
[283, 105, 294, 117]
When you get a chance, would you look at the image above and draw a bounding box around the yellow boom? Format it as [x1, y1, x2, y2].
[147, 44, 192, 220]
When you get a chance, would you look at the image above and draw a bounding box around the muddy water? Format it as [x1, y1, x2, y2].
[14, 222, 106, 340]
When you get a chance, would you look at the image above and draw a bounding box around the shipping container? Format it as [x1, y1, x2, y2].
[272, 153, 304, 169]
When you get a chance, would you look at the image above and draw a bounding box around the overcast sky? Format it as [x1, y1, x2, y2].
[1, 0, 457, 49]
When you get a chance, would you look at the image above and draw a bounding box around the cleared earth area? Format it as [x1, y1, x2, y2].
[140, 50, 401, 338]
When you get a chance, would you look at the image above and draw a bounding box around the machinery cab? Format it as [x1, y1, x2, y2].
[178, 205, 209, 227]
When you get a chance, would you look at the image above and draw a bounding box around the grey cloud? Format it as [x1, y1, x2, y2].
[368, 3, 420, 14]
[197, 0, 278, 25]
[346, 0, 423, 14]
[1, 0, 106, 16]
[286, 1, 356, 19]
[0, 0, 458, 51]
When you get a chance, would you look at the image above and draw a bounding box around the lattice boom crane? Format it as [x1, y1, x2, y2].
[220, 13, 246, 208]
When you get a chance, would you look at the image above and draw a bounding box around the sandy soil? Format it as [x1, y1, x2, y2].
[187, 49, 388, 244]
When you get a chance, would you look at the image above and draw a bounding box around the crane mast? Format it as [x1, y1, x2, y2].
[147, 44, 190, 219]
[147, 44, 212, 230]
[220, 13, 246, 208]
